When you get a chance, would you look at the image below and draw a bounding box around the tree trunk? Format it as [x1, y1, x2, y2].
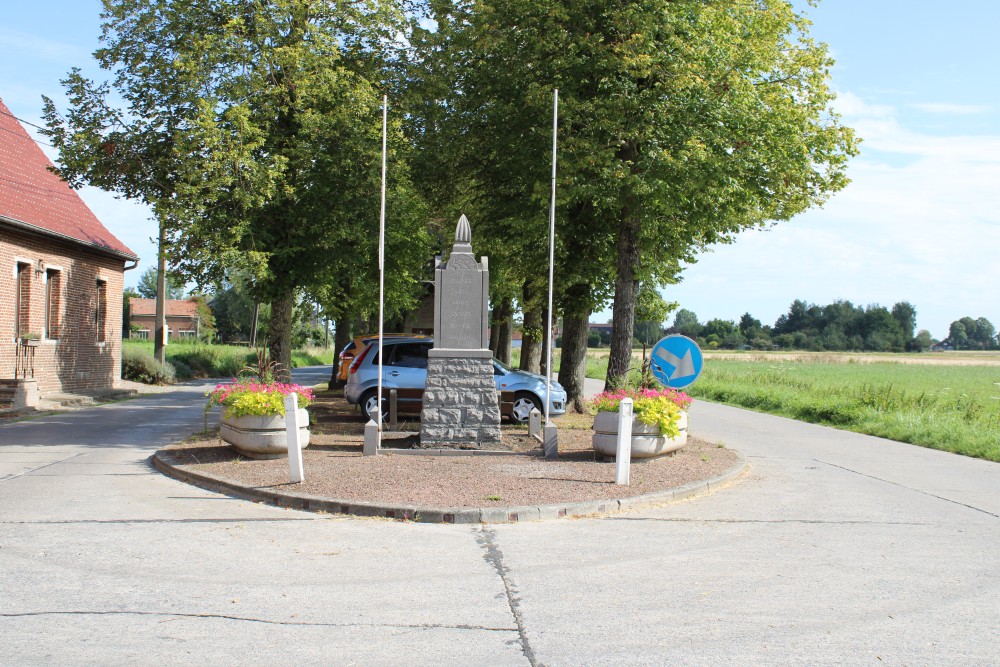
[268, 289, 295, 382]
[558, 299, 592, 412]
[606, 205, 641, 391]
[330, 316, 352, 386]
[520, 307, 543, 374]
[490, 295, 513, 364]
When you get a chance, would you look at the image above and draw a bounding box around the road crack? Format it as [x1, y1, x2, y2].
[476, 526, 539, 667]
[817, 460, 999, 519]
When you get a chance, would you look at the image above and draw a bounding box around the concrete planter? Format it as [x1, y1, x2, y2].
[592, 410, 688, 459]
[220, 409, 310, 460]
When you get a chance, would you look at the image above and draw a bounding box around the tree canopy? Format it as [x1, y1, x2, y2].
[43, 0, 432, 372]
[407, 0, 858, 396]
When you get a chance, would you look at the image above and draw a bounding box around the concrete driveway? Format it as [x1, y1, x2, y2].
[1, 369, 997, 665]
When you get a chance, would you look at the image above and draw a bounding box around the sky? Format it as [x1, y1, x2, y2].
[2, 1, 998, 340]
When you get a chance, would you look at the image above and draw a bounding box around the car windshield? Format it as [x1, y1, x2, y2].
[493, 358, 512, 373]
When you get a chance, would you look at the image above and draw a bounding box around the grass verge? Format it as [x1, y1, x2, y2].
[123, 340, 335, 381]
[687, 359, 1000, 462]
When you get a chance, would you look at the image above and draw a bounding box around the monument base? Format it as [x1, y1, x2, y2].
[420, 349, 502, 449]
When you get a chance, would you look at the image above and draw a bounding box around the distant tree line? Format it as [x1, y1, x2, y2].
[591, 299, 999, 352]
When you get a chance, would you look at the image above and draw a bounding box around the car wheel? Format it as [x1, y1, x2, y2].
[510, 393, 541, 424]
[361, 390, 386, 422]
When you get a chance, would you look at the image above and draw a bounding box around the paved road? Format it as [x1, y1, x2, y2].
[1, 369, 997, 665]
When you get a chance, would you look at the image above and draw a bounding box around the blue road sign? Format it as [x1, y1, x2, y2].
[649, 335, 703, 389]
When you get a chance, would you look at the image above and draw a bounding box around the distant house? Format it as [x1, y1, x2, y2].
[128, 298, 203, 340]
[0, 98, 138, 405]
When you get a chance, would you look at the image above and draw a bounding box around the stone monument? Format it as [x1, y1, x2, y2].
[420, 215, 502, 448]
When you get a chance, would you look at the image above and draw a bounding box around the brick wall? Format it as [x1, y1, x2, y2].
[1, 226, 129, 395]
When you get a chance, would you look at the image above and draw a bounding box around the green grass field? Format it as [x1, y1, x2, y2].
[519, 347, 1000, 461]
[687, 358, 1000, 461]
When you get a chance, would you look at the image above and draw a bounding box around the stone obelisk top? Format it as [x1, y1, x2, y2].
[433, 214, 489, 351]
[454, 214, 472, 250]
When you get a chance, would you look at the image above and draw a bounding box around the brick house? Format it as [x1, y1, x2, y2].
[0, 99, 139, 403]
[128, 298, 202, 340]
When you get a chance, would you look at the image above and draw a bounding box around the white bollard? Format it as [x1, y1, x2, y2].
[284, 393, 304, 483]
[528, 408, 542, 442]
[615, 398, 632, 485]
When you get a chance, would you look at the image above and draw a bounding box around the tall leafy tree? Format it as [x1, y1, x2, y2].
[43, 0, 429, 374]
[410, 0, 857, 395]
[891, 301, 917, 346]
[671, 309, 703, 340]
[137, 267, 185, 300]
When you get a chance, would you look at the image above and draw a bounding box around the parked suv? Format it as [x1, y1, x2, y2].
[344, 337, 567, 423]
[334, 333, 429, 385]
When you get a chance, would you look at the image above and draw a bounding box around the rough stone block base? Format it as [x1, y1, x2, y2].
[420, 351, 501, 449]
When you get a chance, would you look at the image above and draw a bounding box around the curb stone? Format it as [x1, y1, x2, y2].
[152, 448, 747, 524]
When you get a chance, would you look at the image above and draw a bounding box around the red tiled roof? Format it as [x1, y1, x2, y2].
[130, 298, 199, 318]
[0, 99, 137, 259]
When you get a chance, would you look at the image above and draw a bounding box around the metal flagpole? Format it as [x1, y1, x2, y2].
[377, 95, 388, 446]
[545, 89, 558, 424]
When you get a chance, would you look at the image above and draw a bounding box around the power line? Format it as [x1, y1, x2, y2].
[0, 109, 55, 147]
[0, 108, 48, 132]
[0, 124, 54, 147]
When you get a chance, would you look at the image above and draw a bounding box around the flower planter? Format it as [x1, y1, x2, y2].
[591, 410, 688, 459]
[220, 409, 311, 459]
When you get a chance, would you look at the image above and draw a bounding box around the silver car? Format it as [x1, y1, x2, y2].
[343, 337, 567, 423]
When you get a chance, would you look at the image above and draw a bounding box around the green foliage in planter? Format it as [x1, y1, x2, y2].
[205, 380, 315, 418]
[589, 388, 692, 438]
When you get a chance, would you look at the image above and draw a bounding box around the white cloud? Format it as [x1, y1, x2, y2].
[0, 28, 85, 64]
[910, 102, 991, 115]
[648, 91, 1000, 338]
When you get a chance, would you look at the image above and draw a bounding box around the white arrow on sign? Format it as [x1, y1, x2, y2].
[653, 346, 696, 380]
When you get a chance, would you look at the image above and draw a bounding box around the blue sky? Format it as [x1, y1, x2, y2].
[3, 1, 998, 339]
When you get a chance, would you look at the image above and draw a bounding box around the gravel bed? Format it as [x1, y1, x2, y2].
[161, 426, 741, 509]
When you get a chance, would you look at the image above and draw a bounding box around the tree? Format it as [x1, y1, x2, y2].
[633, 283, 675, 347]
[739, 313, 764, 341]
[947, 316, 998, 350]
[891, 301, 917, 347]
[44, 0, 429, 376]
[913, 329, 934, 352]
[671, 309, 703, 340]
[137, 267, 184, 300]
[187, 293, 217, 342]
[410, 0, 856, 397]
[122, 287, 139, 338]
[948, 321, 969, 349]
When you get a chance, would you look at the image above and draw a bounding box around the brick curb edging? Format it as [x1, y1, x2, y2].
[151, 449, 747, 524]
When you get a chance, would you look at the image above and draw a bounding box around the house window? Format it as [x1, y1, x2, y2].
[134, 329, 150, 340]
[95, 279, 107, 343]
[14, 262, 30, 338]
[45, 269, 61, 339]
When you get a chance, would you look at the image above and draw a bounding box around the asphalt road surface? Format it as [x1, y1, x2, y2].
[1, 369, 997, 665]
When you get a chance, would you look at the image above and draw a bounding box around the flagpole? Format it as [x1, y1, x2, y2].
[377, 95, 388, 446]
[545, 89, 558, 424]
